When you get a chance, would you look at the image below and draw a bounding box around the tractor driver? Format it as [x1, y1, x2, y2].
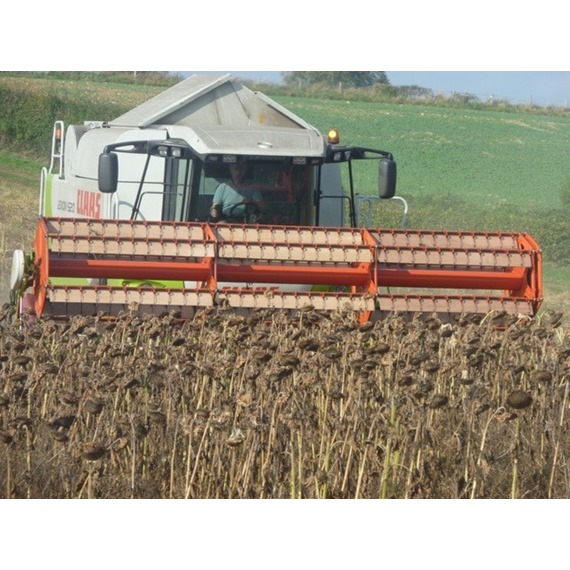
[209, 162, 263, 222]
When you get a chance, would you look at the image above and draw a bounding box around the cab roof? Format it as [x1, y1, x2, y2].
[109, 74, 326, 158]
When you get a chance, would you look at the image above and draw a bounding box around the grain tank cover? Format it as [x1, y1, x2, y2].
[109, 74, 326, 158]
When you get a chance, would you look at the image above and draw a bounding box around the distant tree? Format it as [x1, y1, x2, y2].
[282, 71, 389, 89]
[399, 85, 434, 99]
[449, 91, 480, 104]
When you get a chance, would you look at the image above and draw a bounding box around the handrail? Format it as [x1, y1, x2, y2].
[39, 167, 47, 216]
[48, 120, 65, 177]
[356, 195, 409, 228]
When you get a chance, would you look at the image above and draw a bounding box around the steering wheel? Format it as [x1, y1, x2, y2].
[226, 202, 262, 223]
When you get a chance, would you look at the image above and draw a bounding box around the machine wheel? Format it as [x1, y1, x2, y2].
[10, 249, 25, 292]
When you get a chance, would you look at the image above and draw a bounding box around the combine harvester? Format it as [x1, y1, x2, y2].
[10, 74, 542, 322]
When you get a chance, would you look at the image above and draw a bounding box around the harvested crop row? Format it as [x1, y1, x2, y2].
[0, 303, 569, 499]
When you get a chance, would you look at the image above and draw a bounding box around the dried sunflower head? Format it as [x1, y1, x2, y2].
[81, 444, 107, 461]
[506, 390, 533, 410]
[532, 369, 553, 384]
[429, 395, 449, 409]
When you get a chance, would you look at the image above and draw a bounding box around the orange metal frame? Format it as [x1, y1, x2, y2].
[31, 217, 543, 319]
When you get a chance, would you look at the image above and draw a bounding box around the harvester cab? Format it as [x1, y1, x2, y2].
[95, 133, 396, 227]
[10, 74, 542, 323]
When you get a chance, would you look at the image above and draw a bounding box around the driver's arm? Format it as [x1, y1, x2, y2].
[209, 202, 222, 220]
[210, 184, 225, 221]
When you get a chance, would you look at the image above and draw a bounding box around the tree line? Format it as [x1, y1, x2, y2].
[282, 71, 389, 89]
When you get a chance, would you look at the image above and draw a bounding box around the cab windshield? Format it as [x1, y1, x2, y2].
[190, 161, 313, 225]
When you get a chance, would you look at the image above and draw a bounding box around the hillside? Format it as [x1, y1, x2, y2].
[291, 99, 570, 210]
[2, 74, 569, 212]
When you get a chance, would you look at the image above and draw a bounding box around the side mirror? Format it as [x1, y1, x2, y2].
[98, 152, 118, 193]
[378, 158, 397, 199]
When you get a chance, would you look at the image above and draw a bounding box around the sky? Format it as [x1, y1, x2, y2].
[176, 71, 570, 108]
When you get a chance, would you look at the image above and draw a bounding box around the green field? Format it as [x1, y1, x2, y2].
[278, 96, 570, 208]
[1, 76, 570, 314]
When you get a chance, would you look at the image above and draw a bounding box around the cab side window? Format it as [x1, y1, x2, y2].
[191, 164, 229, 221]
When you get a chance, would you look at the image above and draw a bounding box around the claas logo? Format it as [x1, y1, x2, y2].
[76, 189, 101, 219]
